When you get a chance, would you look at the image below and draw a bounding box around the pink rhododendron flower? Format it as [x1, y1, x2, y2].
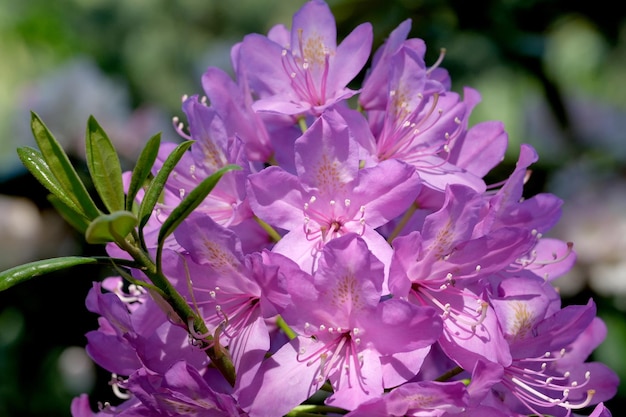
[235, 0, 372, 116]
[55, 1, 617, 416]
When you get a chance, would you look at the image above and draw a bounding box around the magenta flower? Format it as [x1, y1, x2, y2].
[345, 380, 469, 417]
[248, 109, 421, 278]
[84, 278, 208, 377]
[71, 394, 144, 417]
[359, 19, 494, 194]
[589, 403, 613, 417]
[237, 234, 442, 415]
[478, 144, 563, 234]
[484, 277, 619, 416]
[200, 67, 300, 165]
[235, 0, 372, 116]
[169, 213, 298, 390]
[125, 361, 244, 416]
[34, 2, 615, 416]
[147, 96, 275, 253]
[388, 184, 540, 368]
[166, 95, 251, 227]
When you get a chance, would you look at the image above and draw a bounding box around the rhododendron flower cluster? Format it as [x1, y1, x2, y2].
[12, 1, 617, 416]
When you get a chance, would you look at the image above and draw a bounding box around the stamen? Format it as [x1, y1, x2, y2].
[110, 374, 130, 400]
[426, 48, 447, 76]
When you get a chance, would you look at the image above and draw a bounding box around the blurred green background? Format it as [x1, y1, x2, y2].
[1, 0, 625, 415]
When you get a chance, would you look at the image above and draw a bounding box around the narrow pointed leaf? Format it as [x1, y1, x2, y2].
[30, 112, 101, 219]
[85, 211, 138, 244]
[137, 140, 193, 231]
[48, 194, 91, 234]
[157, 164, 241, 252]
[0, 257, 100, 292]
[85, 116, 125, 213]
[126, 132, 161, 212]
[17, 146, 85, 216]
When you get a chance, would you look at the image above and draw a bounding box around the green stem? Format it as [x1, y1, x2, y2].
[254, 215, 282, 243]
[276, 315, 297, 340]
[298, 117, 308, 133]
[112, 233, 237, 386]
[435, 365, 464, 382]
[112, 262, 165, 298]
[286, 405, 348, 416]
[386, 200, 419, 244]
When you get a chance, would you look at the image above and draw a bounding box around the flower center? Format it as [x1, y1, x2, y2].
[298, 324, 368, 392]
[303, 195, 366, 246]
[410, 277, 488, 332]
[280, 29, 332, 109]
[187, 286, 260, 346]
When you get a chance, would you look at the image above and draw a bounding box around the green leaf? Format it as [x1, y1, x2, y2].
[137, 140, 193, 231]
[30, 112, 101, 219]
[126, 132, 161, 212]
[156, 164, 241, 269]
[17, 146, 84, 216]
[157, 164, 241, 245]
[85, 211, 138, 244]
[48, 194, 91, 234]
[85, 116, 125, 213]
[0, 257, 100, 292]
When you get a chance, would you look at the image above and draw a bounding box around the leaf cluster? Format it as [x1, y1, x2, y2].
[0, 112, 240, 384]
